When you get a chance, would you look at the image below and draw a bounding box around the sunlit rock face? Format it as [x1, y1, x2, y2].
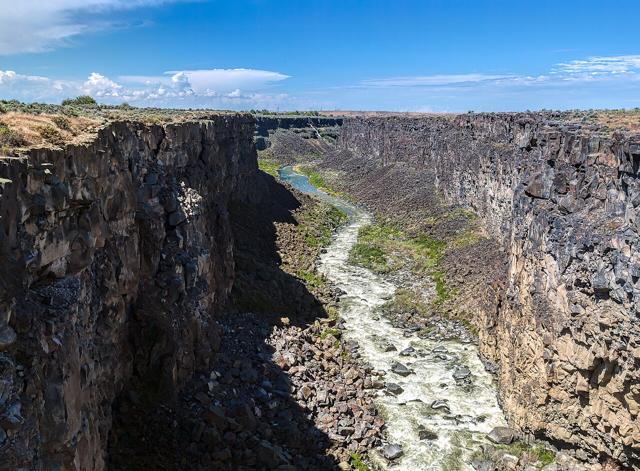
[338, 114, 640, 467]
[0, 116, 260, 470]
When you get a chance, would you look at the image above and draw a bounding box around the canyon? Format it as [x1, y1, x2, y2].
[0, 110, 639, 470]
[333, 115, 640, 467]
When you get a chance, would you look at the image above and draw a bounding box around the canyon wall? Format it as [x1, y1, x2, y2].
[339, 114, 640, 467]
[0, 116, 260, 470]
[254, 116, 343, 138]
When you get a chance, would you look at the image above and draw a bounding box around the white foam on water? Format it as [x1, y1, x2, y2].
[279, 166, 507, 470]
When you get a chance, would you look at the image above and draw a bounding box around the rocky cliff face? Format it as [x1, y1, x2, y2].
[254, 116, 343, 138]
[339, 114, 640, 467]
[0, 116, 259, 470]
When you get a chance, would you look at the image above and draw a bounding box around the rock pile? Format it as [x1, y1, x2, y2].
[109, 312, 384, 470]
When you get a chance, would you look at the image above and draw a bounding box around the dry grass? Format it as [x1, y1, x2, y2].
[591, 110, 640, 132]
[0, 112, 100, 151]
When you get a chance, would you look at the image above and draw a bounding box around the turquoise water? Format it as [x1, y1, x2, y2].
[277, 166, 358, 217]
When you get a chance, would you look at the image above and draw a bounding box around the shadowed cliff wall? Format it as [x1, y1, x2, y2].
[0, 116, 261, 470]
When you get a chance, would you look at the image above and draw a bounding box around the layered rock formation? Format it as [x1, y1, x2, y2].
[254, 116, 342, 138]
[337, 114, 640, 467]
[254, 116, 342, 152]
[0, 116, 259, 470]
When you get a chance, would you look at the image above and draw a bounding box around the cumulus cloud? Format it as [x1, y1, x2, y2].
[0, 67, 292, 109]
[0, 0, 186, 55]
[0, 70, 77, 101]
[82, 72, 123, 97]
[0, 70, 49, 85]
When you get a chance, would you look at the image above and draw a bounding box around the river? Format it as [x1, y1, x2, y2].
[278, 166, 507, 470]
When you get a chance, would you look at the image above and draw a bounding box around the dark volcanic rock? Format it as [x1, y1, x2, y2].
[0, 117, 260, 470]
[487, 426, 516, 445]
[390, 362, 412, 377]
[381, 443, 403, 460]
[319, 114, 640, 466]
[385, 383, 404, 395]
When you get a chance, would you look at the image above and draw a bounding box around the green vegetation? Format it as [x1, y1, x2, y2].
[298, 204, 347, 248]
[347, 223, 401, 273]
[408, 234, 447, 272]
[348, 243, 388, 273]
[347, 220, 447, 275]
[476, 442, 555, 469]
[347, 218, 462, 314]
[38, 125, 64, 146]
[471, 442, 555, 469]
[381, 288, 430, 318]
[349, 453, 370, 471]
[257, 158, 280, 177]
[61, 95, 97, 106]
[295, 270, 326, 292]
[447, 207, 477, 222]
[0, 122, 26, 148]
[51, 115, 72, 131]
[319, 327, 341, 340]
[431, 269, 451, 306]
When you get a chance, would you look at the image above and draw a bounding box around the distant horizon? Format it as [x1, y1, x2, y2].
[4, 101, 640, 115]
[1, 0, 640, 112]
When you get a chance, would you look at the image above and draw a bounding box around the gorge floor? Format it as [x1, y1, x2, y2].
[279, 166, 509, 470]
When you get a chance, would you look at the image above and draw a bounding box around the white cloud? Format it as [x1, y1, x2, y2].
[0, 67, 292, 109]
[0, 70, 77, 101]
[556, 55, 640, 75]
[0, 70, 49, 85]
[166, 69, 290, 94]
[82, 72, 122, 97]
[0, 0, 187, 55]
[358, 55, 640, 93]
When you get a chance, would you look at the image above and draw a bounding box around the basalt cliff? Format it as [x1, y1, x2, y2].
[0, 117, 261, 469]
[327, 114, 640, 467]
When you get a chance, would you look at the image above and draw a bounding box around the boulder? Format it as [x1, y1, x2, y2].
[390, 362, 412, 376]
[385, 383, 404, 395]
[487, 426, 515, 444]
[453, 366, 471, 381]
[381, 443, 403, 460]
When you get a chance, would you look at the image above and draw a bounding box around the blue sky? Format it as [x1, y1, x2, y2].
[1, 0, 640, 111]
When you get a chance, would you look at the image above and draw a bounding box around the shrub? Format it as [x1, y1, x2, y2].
[350, 453, 369, 471]
[0, 123, 27, 147]
[61, 95, 97, 106]
[348, 242, 388, 273]
[38, 125, 64, 146]
[52, 115, 71, 131]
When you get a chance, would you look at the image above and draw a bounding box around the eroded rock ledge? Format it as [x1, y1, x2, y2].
[0, 117, 260, 469]
[336, 114, 640, 467]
